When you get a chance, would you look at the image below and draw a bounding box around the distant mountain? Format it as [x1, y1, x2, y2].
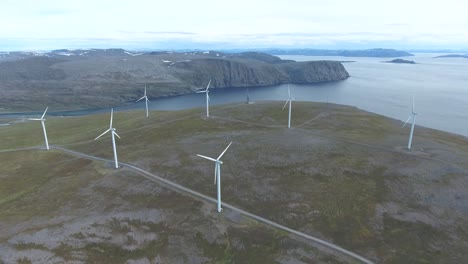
[384, 59, 416, 64]
[0, 49, 349, 111]
[433, 54, 468, 58]
[265, 48, 414, 58]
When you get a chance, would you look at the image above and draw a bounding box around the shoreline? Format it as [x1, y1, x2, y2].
[2, 100, 467, 140]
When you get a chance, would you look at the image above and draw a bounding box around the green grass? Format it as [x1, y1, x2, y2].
[0, 150, 97, 221]
[379, 213, 447, 264]
[1, 102, 467, 263]
[194, 225, 286, 264]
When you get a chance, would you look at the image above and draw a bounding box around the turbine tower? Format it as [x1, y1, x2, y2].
[196, 80, 211, 117]
[94, 108, 121, 168]
[246, 88, 250, 104]
[136, 84, 150, 117]
[197, 142, 232, 213]
[29, 107, 49, 150]
[402, 96, 420, 150]
[282, 85, 293, 128]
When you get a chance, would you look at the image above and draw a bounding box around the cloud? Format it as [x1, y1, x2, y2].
[144, 31, 195, 35]
[385, 23, 409, 27]
[35, 9, 75, 16]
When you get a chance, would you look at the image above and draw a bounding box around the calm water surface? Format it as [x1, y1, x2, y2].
[4, 53, 468, 137]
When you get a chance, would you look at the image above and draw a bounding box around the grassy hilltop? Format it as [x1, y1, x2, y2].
[0, 102, 467, 263]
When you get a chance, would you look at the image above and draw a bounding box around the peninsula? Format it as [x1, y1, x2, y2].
[0, 49, 349, 112]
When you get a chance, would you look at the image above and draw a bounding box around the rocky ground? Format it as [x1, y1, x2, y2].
[0, 50, 349, 112]
[0, 102, 467, 263]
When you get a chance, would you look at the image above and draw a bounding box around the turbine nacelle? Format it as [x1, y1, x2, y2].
[196, 142, 232, 212]
[197, 80, 212, 117]
[282, 85, 293, 128]
[402, 97, 421, 128]
[94, 108, 120, 168]
[402, 97, 420, 150]
[136, 85, 150, 117]
[29, 106, 50, 150]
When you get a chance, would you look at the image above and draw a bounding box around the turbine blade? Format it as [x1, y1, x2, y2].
[282, 99, 289, 110]
[217, 141, 232, 160]
[94, 128, 111, 140]
[146, 97, 150, 103]
[402, 116, 411, 128]
[196, 154, 218, 162]
[114, 131, 121, 139]
[144, 86, 147, 96]
[412, 96, 415, 114]
[110, 108, 113, 128]
[206, 79, 211, 91]
[41, 107, 48, 119]
[214, 164, 217, 184]
[136, 96, 145, 102]
[196, 91, 206, 94]
[28, 118, 42, 121]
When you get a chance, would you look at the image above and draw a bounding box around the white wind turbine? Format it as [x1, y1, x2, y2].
[94, 108, 121, 168]
[197, 142, 232, 213]
[196, 80, 211, 117]
[402, 96, 420, 150]
[136, 84, 150, 117]
[29, 107, 50, 150]
[282, 85, 293, 128]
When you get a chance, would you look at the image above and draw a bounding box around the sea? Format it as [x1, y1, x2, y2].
[2, 53, 468, 137]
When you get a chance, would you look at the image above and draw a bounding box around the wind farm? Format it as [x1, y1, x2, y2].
[1, 100, 467, 263]
[2, 0, 468, 261]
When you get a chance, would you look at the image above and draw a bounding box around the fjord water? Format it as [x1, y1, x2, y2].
[277, 54, 468, 137]
[137, 53, 468, 137]
[6, 53, 467, 137]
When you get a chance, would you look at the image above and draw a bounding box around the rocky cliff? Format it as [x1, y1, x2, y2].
[0, 50, 350, 111]
[170, 55, 349, 88]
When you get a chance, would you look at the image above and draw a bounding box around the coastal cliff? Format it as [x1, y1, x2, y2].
[0, 50, 350, 111]
[171, 57, 349, 88]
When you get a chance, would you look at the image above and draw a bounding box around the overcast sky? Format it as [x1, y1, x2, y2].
[1, 0, 468, 50]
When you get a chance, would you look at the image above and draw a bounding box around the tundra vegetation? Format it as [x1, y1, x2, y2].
[0, 102, 467, 263]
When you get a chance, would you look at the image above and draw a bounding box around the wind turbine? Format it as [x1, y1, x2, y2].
[246, 88, 250, 104]
[94, 108, 121, 168]
[29, 107, 49, 150]
[197, 142, 232, 213]
[282, 85, 293, 128]
[196, 80, 211, 117]
[402, 96, 420, 150]
[136, 84, 150, 117]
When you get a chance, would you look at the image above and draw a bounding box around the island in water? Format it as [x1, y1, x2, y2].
[384, 58, 416, 64]
[434, 54, 468, 58]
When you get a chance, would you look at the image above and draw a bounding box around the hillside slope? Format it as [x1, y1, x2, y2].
[1, 102, 467, 263]
[0, 50, 349, 112]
